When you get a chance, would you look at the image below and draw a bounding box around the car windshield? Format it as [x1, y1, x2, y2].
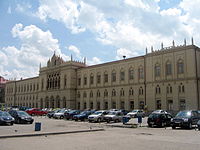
[18, 111, 30, 116]
[149, 113, 160, 118]
[131, 110, 138, 113]
[93, 111, 103, 115]
[0, 112, 11, 117]
[80, 111, 88, 114]
[176, 111, 191, 118]
[108, 111, 117, 115]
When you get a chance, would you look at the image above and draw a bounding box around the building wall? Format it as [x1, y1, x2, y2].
[5, 44, 200, 112]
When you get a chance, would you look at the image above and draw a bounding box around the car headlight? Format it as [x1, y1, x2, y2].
[183, 118, 189, 122]
[21, 117, 25, 119]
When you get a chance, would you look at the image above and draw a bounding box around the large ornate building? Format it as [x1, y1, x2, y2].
[5, 42, 200, 112]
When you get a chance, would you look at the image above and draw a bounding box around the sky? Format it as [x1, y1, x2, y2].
[1, 0, 200, 80]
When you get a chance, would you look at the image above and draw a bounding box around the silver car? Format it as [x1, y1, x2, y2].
[126, 110, 144, 118]
[88, 110, 109, 122]
[104, 111, 124, 123]
[53, 109, 69, 119]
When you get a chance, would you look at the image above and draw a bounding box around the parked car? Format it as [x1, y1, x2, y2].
[197, 120, 200, 130]
[0, 111, 15, 125]
[73, 110, 95, 121]
[88, 110, 109, 122]
[126, 110, 144, 118]
[53, 109, 69, 119]
[147, 113, 173, 127]
[152, 110, 168, 114]
[64, 110, 81, 120]
[47, 109, 61, 118]
[104, 111, 124, 123]
[9, 110, 34, 124]
[26, 108, 47, 116]
[171, 110, 200, 129]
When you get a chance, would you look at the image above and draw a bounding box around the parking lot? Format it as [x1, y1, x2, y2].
[0, 116, 200, 150]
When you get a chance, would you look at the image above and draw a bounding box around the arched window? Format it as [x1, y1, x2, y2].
[97, 72, 101, 84]
[155, 85, 161, 94]
[166, 84, 172, 94]
[129, 87, 134, 96]
[97, 90, 101, 97]
[84, 75, 87, 85]
[104, 89, 108, 97]
[120, 88, 125, 96]
[155, 63, 161, 77]
[112, 89, 116, 96]
[129, 67, 134, 80]
[90, 91, 93, 98]
[139, 87, 143, 95]
[178, 83, 185, 93]
[64, 75, 67, 87]
[166, 61, 172, 75]
[177, 59, 184, 74]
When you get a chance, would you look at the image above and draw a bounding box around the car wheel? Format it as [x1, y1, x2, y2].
[60, 116, 64, 119]
[107, 120, 110, 123]
[188, 123, 192, 129]
[148, 124, 152, 128]
[97, 118, 101, 123]
[172, 126, 176, 129]
[161, 122, 166, 127]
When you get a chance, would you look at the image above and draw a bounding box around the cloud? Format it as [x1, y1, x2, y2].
[0, 23, 69, 79]
[68, 45, 81, 59]
[87, 57, 102, 65]
[116, 48, 139, 60]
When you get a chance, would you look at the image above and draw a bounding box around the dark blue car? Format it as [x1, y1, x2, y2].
[73, 110, 95, 121]
[64, 110, 81, 120]
[0, 111, 15, 125]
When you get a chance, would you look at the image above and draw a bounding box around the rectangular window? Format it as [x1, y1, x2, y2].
[130, 101, 134, 110]
[120, 71, 125, 81]
[178, 62, 184, 74]
[129, 69, 134, 80]
[112, 72, 116, 82]
[97, 75, 101, 84]
[167, 100, 173, 111]
[121, 101, 125, 109]
[155, 66, 161, 77]
[84, 77, 87, 85]
[90, 76, 94, 85]
[138, 68, 144, 79]
[104, 74, 108, 83]
[179, 99, 186, 110]
[78, 78, 81, 86]
[166, 64, 172, 75]
[156, 100, 161, 109]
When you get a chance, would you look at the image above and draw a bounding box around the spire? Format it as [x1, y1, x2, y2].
[184, 38, 186, 46]
[191, 37, 194, 45]
[172, 40, 175, 47]
[71, 54, 73, 61]
[84, 57, 86, 64]
[145, 47, 148, 54]
[151, 46, 153, 52]
[161, 42, 163, 49]
[39, 62, 41, 69]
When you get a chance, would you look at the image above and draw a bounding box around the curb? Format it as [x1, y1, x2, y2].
[106, 124, 147, 128]
[0, 128, 104, 139]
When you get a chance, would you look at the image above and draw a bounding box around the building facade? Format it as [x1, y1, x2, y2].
[5, 44, 200, 112]
[0, 76, 7, 105]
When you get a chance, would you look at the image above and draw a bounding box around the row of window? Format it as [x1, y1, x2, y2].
[155, 59, 184, 77]
[78, 66, 144, 86]
[78, 83, 185, 98]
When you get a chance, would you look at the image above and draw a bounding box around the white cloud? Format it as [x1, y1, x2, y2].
[116, 48, 139, 60]
[87, 57, 102, 65]
[0, 23, 69, 79]
[68, 45, 81, 59]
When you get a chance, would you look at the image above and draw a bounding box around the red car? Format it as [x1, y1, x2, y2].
[26, 108, 47, 116]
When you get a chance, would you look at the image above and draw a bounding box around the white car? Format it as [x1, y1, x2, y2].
[152, 110, 167, 114]
[53, 109, 69, 119]
[126, 110, 144, 118]
[88, 110, 109, 122]
[104, 111, 124, 123]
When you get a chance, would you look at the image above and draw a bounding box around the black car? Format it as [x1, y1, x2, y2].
[0, 111, 15, 125]
[64, 110, 81, 120]
[147, 113, 173, 127]
[171, 110, 200, 129]
[9, 110, 34, 124]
